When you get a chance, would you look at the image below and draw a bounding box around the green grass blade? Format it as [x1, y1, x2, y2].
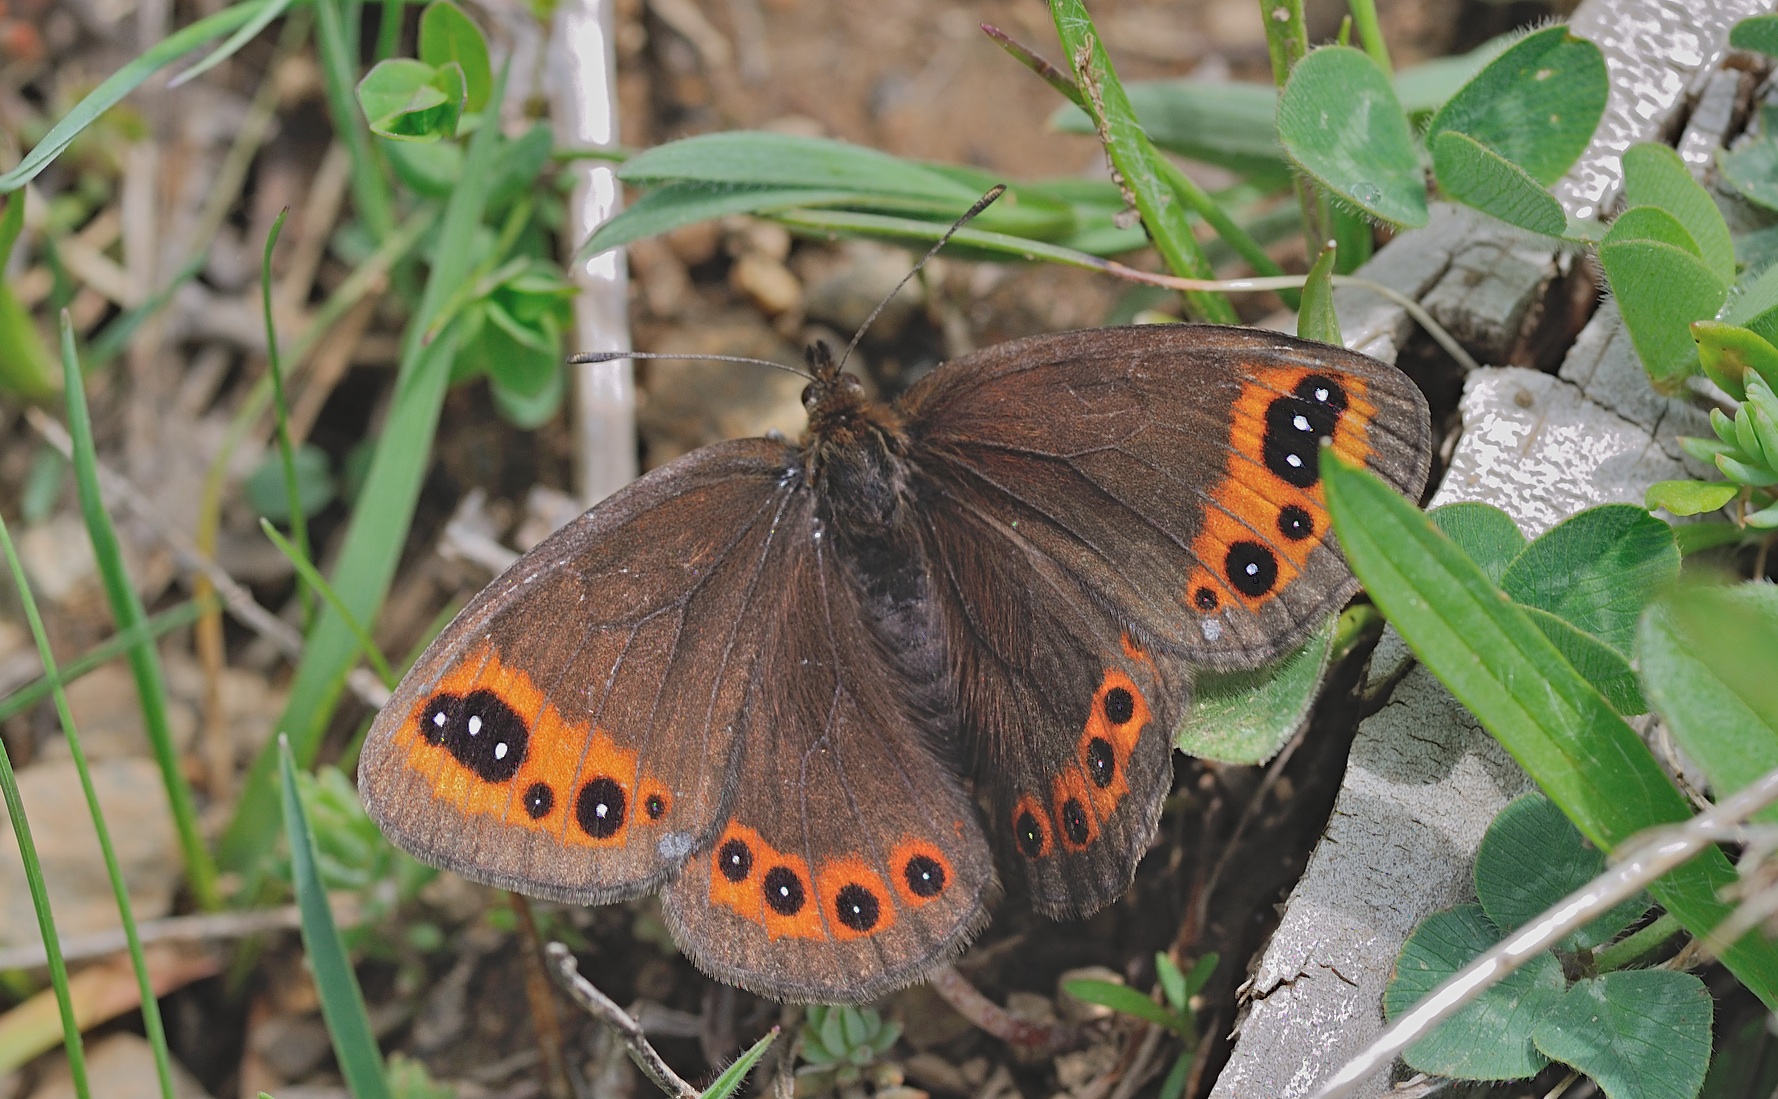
[258, 518, 396, 688]
[1323, 452, 1778, 1008]
[0, 597, 214, 724]
[0, 193, 58, 399]
[312, 0, 397, 240]
[0, 518, 90, 1099]
[1346, 0, 1392, 73]
[278, 736, 392, 1099]
[260, 209, 315, 628]
[700, 1028, 777, 1099]
[169, 0, 296, 87]
[58, 312, 220, 911]
[0, 0, 277, 192]
[222, 66, 512, 873]
[1049, 0, 1236, 323]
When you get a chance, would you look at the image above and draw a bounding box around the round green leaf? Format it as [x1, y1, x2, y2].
[1425, 26, 1607, 186]
[1606, 205, 1703, 258]
[1598, 238, 1728, 392]
[419, 1, 492, 113]
[1644, 479, 1737, 516]
[1474, 792, 1649, 951]
[1522, 606, 1648, 719]
[1692, 320, 1778, 401]
[1432, 130, 1567, 237]
[1430, 501, 1526, 584]
[1499, 505, 1680, 654]
[1385, 905, 1565, 1080]
[1532, 971, 1712, 1099]
[1719, 137, 1778, 212]
[1175, 619, 1332, 764]
[1277, 46, 1426, 227]
[246, 443, 336, 523]
[1731, 14, 1778, 57]
[1622, 144, 1734, 284]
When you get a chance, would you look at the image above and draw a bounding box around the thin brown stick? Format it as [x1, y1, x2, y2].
[510, 896, 576, 1099]
[545, 942, 699, 1099]
[927, 964, 1075, 1052]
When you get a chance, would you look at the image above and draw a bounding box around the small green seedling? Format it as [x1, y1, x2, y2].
[796, 1005, 903, 1095]
[1064, 953, 1219, 1099]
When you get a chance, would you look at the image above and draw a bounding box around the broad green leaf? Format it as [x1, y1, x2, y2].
[1723, 264, 1778, 351]
[1322, 454, 1778, 1008]
[1692, 320, 1778, 400]
[1385, 905, 1564, 1080]
[358, 58, 466, 142]
[1622, 144, 1734, 284]
[1522, 607, 1648, 718]
[1532, 971, 1711, 1099]
[1424, 26, 1607, 186]
[1051, 80, 1291, 189]
[1606, 206, 1703, 257]
[1499, 505, 1679, 654]
[1431, 502, 1526, 584]
[1393, 33, 1516, 115]
[1719, 137, 1778, 212]
[1674, 520, 1746, 555]
[245, 444, 336, 522]
[1176, 619, 1332, 764]
[1296, 242, 1340, 345]
[1277, 46, 1426, 227]
[1730, 14, 1778, 56]
[1699, 1015, 1778, 1099]
[1474, 792, 1648, 952]
[419, 1, 492, 113]
[1431, 130, 1567, 238]
[1638, 583, 1778, 824]
[1644, 479, 1737, 516]
[1597, 237, 1727, 392]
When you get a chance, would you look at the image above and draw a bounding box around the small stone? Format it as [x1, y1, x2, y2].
[31, 1033, 211, 1099]
[0, 758, 179, 949]
[902, 1053, 968, 1096]
[16, 514, 97, 604]
[629, 236, 691, 319]
[250, 1012, 335, 1082]
[730, 253, 804, 317]
[1005, 990, 1059, 1028]
[727, 220, 793, 262]
[664, 220, 723, 268]
[798, 240, 927, 340]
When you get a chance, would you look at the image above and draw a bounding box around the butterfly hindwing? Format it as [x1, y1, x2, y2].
[359, 440, 806, 905]
[661, 510, 993, 1002]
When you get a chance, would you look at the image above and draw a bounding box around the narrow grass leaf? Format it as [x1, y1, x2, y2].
[1622, 144, 1734, 284]
[223, 67, 511, 872]
[1498, 504, 1679, 655]
[1384, 905, 1563, 1080]
[0, 194, 57, 399]
[1050, 80, 1292, 189]
[1531, 971, 1712, 1099]
[700, 1028, 777, 1099]
[258, 518, 396, 688]
[580, 184, 865, 258]
[279, 737, 391, 1099]
[769, 208, 1128, 267]
[169, 0, 295, 87]
[312, 0, 397, 239]
[1521, 607, 1647, 717]
[619, 131, 974, 199]
[1296, 241, 1339, 344]
[0, 0, 277, 191]
[1430, 502, 1526, 584]
[260, 209, 315, 626]
[1276, 46, 1426, 227]
[1473, 792, 1648, 951]
[0, 598, 213, 724]
[1322, 453, 1778, 1008]
[0, 517, 90, 1098]
[1062, 978, 1183, 1031]
[1638, 584, 1778, 823]
[1424, 27, 1606, 186]
[58, 314, 219, 910]
[1431, 131, 1568, 238]
[1175, 619, 1332, 764]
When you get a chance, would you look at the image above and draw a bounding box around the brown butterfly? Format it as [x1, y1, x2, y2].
[358, 323, 1431, 1003]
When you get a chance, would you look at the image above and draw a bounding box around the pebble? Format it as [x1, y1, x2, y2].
[249, 1012, 335, 1083]
[15, 514, 98, 605]
[798, 240, 928, 340]
[636, 315, 806, 465]
[664, 220, 723, 268]
[628, 236, 692, 319]
[0, 757, 179, 949]
[30, 1033, 211, 1099]
[729, 252, 804, 318]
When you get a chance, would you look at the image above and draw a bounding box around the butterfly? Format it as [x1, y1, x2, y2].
[358, 322, 1431, 1003]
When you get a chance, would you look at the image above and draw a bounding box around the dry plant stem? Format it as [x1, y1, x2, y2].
[545, 942, 699, 1099]
[1188, 732, 1307, 951]
[927, 964, 1075, 1052]
[1103, 1021, 1166, 1099]
[0, 899, 362, 970]
[510, 896, 575, 1099]
[1313, 763, 1778, 1099]
[22, 409, 391, 710]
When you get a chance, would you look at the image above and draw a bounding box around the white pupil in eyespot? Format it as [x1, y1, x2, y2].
[1294, 414, 1311, 432]
[1287, 454, 1303, 467]
[1245, 563, 1259, 576]
[433, 712, 447, 727]
[467, 715, 482, 736]
[1315, 387, 1329, 401]
[495, 743, 508, 760]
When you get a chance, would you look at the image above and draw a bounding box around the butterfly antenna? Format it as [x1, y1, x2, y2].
[569, 350, 814, 381]
[834, 184, 1006, 374]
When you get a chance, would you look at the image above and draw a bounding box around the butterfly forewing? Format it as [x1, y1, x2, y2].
[359, 440, 804, 904]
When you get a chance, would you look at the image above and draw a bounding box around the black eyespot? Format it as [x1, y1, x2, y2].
[1262, 395, 1335, 488]
[718, 838, 753, 882]
[1194, 586, 1220, 611]
[834, 884, 881, 931]
[1297, 374, 1348, 413]
[1086, 737, 1116, 788]
[1061, 799, 1091, 846]
[1278, 505, 1314, 541]
[1015, 810, 1046, 857]
[1226, 542, 1279, 597]
[418, 689, 528, 783]
[645, 794, 666, 819]
[904, 854, 945, 898]
[763, 866, 806, 915]
[1103, 687, 1136, 726]
[575, 777, 627, 839]
[523, 782, 555, 820]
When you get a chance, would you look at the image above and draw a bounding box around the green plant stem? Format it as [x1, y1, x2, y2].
[58, 313, 220, 911]
[1592, 914, 1682, 972]
[1256, 0, 1333, 255]
[0, 193, 58, 400]
[259, 519, 397, 688]
[260, 209, 315, 629]
[0, 598, 214, 724]
[375, 0, 403, 61]
[1148, 148, 1296, 307]
[0, 519, 90, 1099]
[313, 0, 397, 241]
[0, 510, 176, 1099]
[1346, 0, 1392, 73]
